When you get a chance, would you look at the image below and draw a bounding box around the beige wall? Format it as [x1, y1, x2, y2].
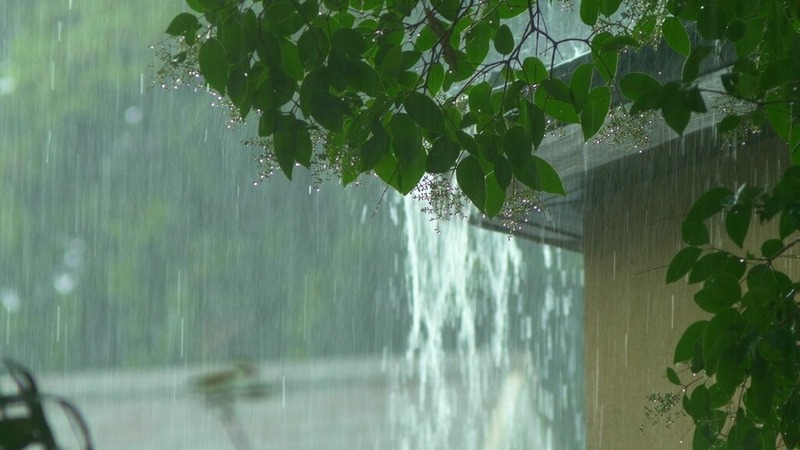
[583, 132, 790, 449]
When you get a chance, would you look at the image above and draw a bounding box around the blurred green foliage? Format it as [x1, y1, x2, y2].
[0, 0, 409, 371]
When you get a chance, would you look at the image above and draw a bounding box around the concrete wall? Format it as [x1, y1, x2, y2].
[583, 132, 790, 449]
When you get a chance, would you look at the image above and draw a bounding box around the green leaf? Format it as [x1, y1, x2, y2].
[503, 125, 533, 166]
[718, 115, 742, 133]
[689, 252, 729, 284]
[629, 86, 665, 114]
[667, 367, 681, 385]
[293, 123, 313, 169]
[278, 39, 305, 81]
[580, 0, 599, 26]
[765, 91, 799, 145]
[689, 384, 711, 418]
[496, 0, 527, 18]
[681, 219, 709, 245]
[297, 27, 330, 70]
[666, 0, 699, 19]
[715, 347, 742, 399]
[526, 101, 545, 149]
[263, 1, 304, 36]
[682, 46, 713, 83]
[465, 21, 491, 66]
[404, 92, 445, 132]
[662, 91, 691, 135]
[744, 376, 774, 420]
[599, 34, 640, 52]
[432, 0, 460, 20]
[599, 0, 623, 16]
[720, 255, 746, 281]
[457, 156, 486, 211]
[219, 17, 244, 62]
[632, 15, 657, 42]
[226, 67, 248, 108]
[390, 113, 421, 161]
[696, 2, 727, 40]
[666, 246, 703, 283]
[674, 320, 709, 364]
[705, 334, 739, 381]
[540, 78, 572, 103]
[255, 31, 282, 69]
[580, 86, 611, 141]
[493, 24, 514, 55]
[780, 206, 800, 238]
[746, 264, 777, 294]
[427, 62, 445, 95]
[493, 156, 512, 190]
[197, 0, 225, 9]
[702, 309, 740, 366]
[662, 16, 691, 56]
[198, 38, 228, 94]
[379, 45, 404, 78]
[485, 171, 506, 218]
[725, 203, 751, 248]
[683, 87, 706, 113]
[620, 72, 661, 101]
[761, 239, 784, 258]
[726, 18, 746, 42]
[569, 64, 594, 112]
[396, 149, 426, 194]
[331, 28, 367, 56]
[468, 81, 493, 114]
[521, 57, 548, 84]
[460, 111, 479, 129]
[310, 91, 348, 131]
[512, 156, 539, 190]
[257, 105, 276, 137]
[591, 33, 618, 82]
[273, 116, 307, 178]
[694, 274, 741, 313]
[535, 87, 580, 124]
[457, 130, 479, 156]
[533, 156, 565, 195]
[301, 0, 319, 17]
[415, 25, 437, 52]
[426, 136, 460, 173]
[186, 0, 206, 12]
[270, 70, 297, 107]
[735, 17, 764, 58]
[347, 59, 383, 95]
[361, 129, 388, 171]
[166, 12, 200, 37]
[687, 187, 733, 222]
[741, 287, 774, 308]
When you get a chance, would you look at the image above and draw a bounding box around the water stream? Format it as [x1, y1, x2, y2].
[388, 193, 584, 449]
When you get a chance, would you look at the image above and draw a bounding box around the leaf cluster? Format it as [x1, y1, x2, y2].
[162, 0, 800, 217]
[615, 0, 800, 159]
[162, 0, 642, 216]
[665, 167, 800, 449]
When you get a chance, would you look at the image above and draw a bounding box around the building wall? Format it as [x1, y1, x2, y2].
[583, 132, 790, 449]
